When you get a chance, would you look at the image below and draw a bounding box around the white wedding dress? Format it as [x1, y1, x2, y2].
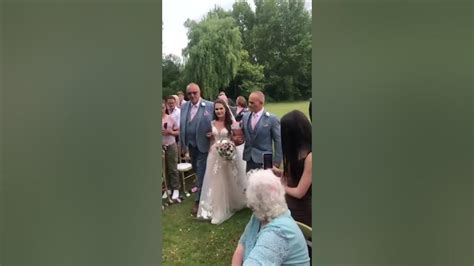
[197, 122, 247, 225]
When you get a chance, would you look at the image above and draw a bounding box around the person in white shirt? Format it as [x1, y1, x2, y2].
[177, 90, 187, 108]
[166, 96, 181, 126]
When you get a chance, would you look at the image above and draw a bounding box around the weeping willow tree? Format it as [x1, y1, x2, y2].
[183, 12, 243, 100]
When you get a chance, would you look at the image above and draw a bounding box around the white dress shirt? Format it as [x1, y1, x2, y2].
[189, 99, 202, 121]
[169, 107, 181, 126]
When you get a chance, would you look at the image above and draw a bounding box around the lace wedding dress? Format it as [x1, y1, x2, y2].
[197, 122, 247, 225]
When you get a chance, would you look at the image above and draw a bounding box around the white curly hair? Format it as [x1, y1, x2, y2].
[245, 169, 288, 222]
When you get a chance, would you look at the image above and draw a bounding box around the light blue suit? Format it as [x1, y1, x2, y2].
[179, 99, 214, 202]
[242, 110, 282, 171]
[179, 99, 214, 153]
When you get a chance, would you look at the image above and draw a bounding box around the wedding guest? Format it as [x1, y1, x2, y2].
[235, 96, 248, 122]
[177, 90, 187, 107]
[162, 102, 180, 200]
[273, 110, 312, 227]
[231, 169, 310, 265]
[166, 96, 181, 126]
[219, 91, 235, 106]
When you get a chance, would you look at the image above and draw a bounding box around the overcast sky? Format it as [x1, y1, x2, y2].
[163, 0, 311, 58]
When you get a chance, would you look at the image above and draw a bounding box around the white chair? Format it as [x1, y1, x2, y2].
[296, 221, 312, 264]
[177, 145, 196, 197]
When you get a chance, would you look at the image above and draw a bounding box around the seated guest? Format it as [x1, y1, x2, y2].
[231, 169, 310, 266]
[234, 96, 248, 122]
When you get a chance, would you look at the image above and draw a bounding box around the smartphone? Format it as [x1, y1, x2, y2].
[263, 153, 273, 169]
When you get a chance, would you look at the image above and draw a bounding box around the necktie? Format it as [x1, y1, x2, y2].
[251, 113, 258, 130]
[190, 105, 198, 121]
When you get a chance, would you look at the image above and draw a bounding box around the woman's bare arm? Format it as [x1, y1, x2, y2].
[231, 243, 244, 266]
[284, 153, 312, 199]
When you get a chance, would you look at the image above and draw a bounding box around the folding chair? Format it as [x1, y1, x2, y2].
[177, 142, 191, 163]
[296, 221, 312, 264]
[177, 144, 196, 197]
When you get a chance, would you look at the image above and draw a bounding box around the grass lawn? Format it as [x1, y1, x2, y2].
[266, 101, 310, 119]
[162, 101, 309, 265]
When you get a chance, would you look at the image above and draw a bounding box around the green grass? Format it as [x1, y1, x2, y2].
[162, 101, 309, 265]
[162, 198, 251, 265]
[266, 101, 310, 119]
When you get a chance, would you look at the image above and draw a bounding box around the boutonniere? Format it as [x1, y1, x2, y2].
[201, 102, 206, 107]
[265, 112, 270, 117]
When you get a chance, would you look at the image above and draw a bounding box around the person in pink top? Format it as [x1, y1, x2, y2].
[162, 102, 180, 200]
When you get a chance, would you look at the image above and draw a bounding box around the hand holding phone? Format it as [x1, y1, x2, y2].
[263, 153, 273, 169]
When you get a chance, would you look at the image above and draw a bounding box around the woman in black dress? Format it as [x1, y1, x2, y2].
[273, 110, 312, 227]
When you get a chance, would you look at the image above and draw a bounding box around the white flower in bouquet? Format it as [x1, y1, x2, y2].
[216, 139, 236, 160]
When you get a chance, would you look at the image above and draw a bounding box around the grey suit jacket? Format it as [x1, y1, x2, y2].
[179, 99, 214, 153]
[242, 110, 282, 165]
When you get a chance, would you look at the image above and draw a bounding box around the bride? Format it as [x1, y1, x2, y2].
[197, 98, 247, 225]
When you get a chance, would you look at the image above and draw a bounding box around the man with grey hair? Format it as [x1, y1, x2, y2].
[239, 91, 282, 172]
[179, 83, 214, 215]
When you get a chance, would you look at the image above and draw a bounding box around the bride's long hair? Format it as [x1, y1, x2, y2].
[213, 98, 233, 137]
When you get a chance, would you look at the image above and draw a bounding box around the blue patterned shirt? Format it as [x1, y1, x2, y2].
[239, 210, 310, 265]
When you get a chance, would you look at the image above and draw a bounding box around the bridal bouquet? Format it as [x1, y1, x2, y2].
[216, 139, 236, 160]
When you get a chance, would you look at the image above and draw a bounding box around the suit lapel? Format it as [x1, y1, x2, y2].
[243, 113, 251, 137]
[182, 102, 190, 130]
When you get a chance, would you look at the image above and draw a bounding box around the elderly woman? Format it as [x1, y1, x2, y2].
[231, 169, 310, 266]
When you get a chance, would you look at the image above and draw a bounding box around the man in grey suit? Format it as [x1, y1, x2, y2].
[240, 91, 282, 172]
[179, 83, 214, 215]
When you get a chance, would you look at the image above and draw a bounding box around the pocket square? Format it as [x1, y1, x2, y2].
[204, 111, 209, 116]
[263, 124, 269, 127]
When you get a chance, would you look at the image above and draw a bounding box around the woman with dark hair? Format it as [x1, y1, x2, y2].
[234, 96, 248, 122]
[196, 98, 247, 224]
[273, 110, 312, 227]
